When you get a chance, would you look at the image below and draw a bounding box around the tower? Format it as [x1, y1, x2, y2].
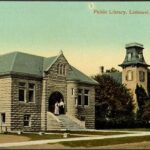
[119, 43, 149, 113]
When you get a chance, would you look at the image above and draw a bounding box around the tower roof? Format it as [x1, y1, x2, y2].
[125, 43, 144, 49]
[119, 43, 149, 68]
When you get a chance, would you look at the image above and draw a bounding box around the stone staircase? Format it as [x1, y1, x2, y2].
[47, 112, 85, 131]
[47, 112, 62, 130]
[57, 115, 85, 130]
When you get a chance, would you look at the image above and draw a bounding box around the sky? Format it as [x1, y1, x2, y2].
[0, 2, 150, 76]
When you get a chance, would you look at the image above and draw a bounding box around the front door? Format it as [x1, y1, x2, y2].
[48, 91, 64, 114]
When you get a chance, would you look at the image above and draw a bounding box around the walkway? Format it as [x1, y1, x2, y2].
[0, 130, 150, 148]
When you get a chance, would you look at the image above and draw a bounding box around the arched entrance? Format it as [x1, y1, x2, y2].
[48, 91, 64, 114]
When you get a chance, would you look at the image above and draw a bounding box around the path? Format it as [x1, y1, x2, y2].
[0, 130, 150, 148]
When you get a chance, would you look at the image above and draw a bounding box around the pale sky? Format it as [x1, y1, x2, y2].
[0, 2, 150, 76]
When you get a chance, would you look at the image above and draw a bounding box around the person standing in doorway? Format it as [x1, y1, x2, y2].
[59, 99, 64, 114]
[54, 101, 59, 116]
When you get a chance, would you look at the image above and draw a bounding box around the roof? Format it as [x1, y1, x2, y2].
[125, 43, 144, 49]
[106, 72, 122, 84]
[67, 66, 98, 85]
[0, 51, 97, 85]
[119, 43, 149, 67]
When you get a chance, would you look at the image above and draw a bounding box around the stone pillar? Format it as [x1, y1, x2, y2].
[66, 81, 78, 117]
[41, 79, 47, 131]
[85, 86, 95, 129]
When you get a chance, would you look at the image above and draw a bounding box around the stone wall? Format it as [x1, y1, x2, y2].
[66, 81, 78, 117]
[67, 82, 95, 129]
[0, 76, 12, 131]
[11, 76, 42, 131]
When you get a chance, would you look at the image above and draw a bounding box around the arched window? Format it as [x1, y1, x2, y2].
[63, 64, 66, 75]
[60, 64, 63, 75]
[126, 70, 133, 81]
[57, 64, 60, 74]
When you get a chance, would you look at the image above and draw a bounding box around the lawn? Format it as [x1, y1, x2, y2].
[48, 130, 128, 135]
[0, 132, 80, 141]
[59, 135, 150, 147]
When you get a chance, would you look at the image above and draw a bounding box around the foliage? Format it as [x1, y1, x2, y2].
[105, 67, 120, 73]
[92, 74, 134, 129]
[135, 85, 150, 124]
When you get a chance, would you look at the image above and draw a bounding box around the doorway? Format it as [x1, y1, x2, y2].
[48, 91, 64, 114]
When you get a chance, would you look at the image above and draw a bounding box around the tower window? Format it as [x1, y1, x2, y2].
[139, 71, 145, 82]
[138, 53, 142, 60]
[127, 53, 132, 61]
[126, 70, 133, 81]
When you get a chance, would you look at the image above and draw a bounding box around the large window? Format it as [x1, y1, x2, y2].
[77, 89, 82, 105]
[126, 70, 133, 81]
[24, 115, 31, 127]
[28, 83, 35, 102]
[84, 90, 89, 106]
[77, 89, 89, 106]
[139, 71, 145, 82]
[19, 82, 26, 102]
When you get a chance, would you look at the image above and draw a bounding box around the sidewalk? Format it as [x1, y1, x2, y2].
[0, 131, 150, 148]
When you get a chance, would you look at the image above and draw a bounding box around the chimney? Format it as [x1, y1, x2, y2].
[99, 66, 104, 75]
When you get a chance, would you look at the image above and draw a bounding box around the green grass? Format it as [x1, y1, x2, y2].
[0, 132, 80, 141]
[115, 128, 150, 131]
[48, 130, 128, 135]
[59, 135, 150, 147]
[21, 133, 80, 141]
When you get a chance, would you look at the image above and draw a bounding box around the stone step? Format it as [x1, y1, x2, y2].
[57, 115, 85, 130]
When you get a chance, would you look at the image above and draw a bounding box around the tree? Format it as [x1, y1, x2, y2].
[105, 67, 120, 73]
[93, 74, 134, 128]
[135, 85, 150, 125]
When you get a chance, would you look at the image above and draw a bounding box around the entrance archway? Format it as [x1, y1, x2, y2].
[48, 91, 64, 114]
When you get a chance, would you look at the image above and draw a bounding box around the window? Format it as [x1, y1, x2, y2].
[127, 53, 132, 61]
[57, 64, 60, 74]
[19, 82, 26, 102]
[1, 113, 5, 124]
[24, 115, 31, 127]
[78, 89, 82, 105]
[57, 63, 66, 75]
[139, 71, 145, 82]
[28, 83, 35, 102]
[138, 53, 142, 60]
[71, 88, 75, 95]
[84, 90, 89, 106]
[126, 71, 133, 81]
[63, 65, 66, 75]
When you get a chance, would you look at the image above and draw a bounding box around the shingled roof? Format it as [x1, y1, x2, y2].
[0, 51, 97, 85]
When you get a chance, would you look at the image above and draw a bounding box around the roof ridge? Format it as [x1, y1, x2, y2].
[10, 52, 18, 72]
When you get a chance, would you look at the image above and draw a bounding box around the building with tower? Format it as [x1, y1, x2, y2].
[119, 43, 149, 113]
[105, 43, 150, 113]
